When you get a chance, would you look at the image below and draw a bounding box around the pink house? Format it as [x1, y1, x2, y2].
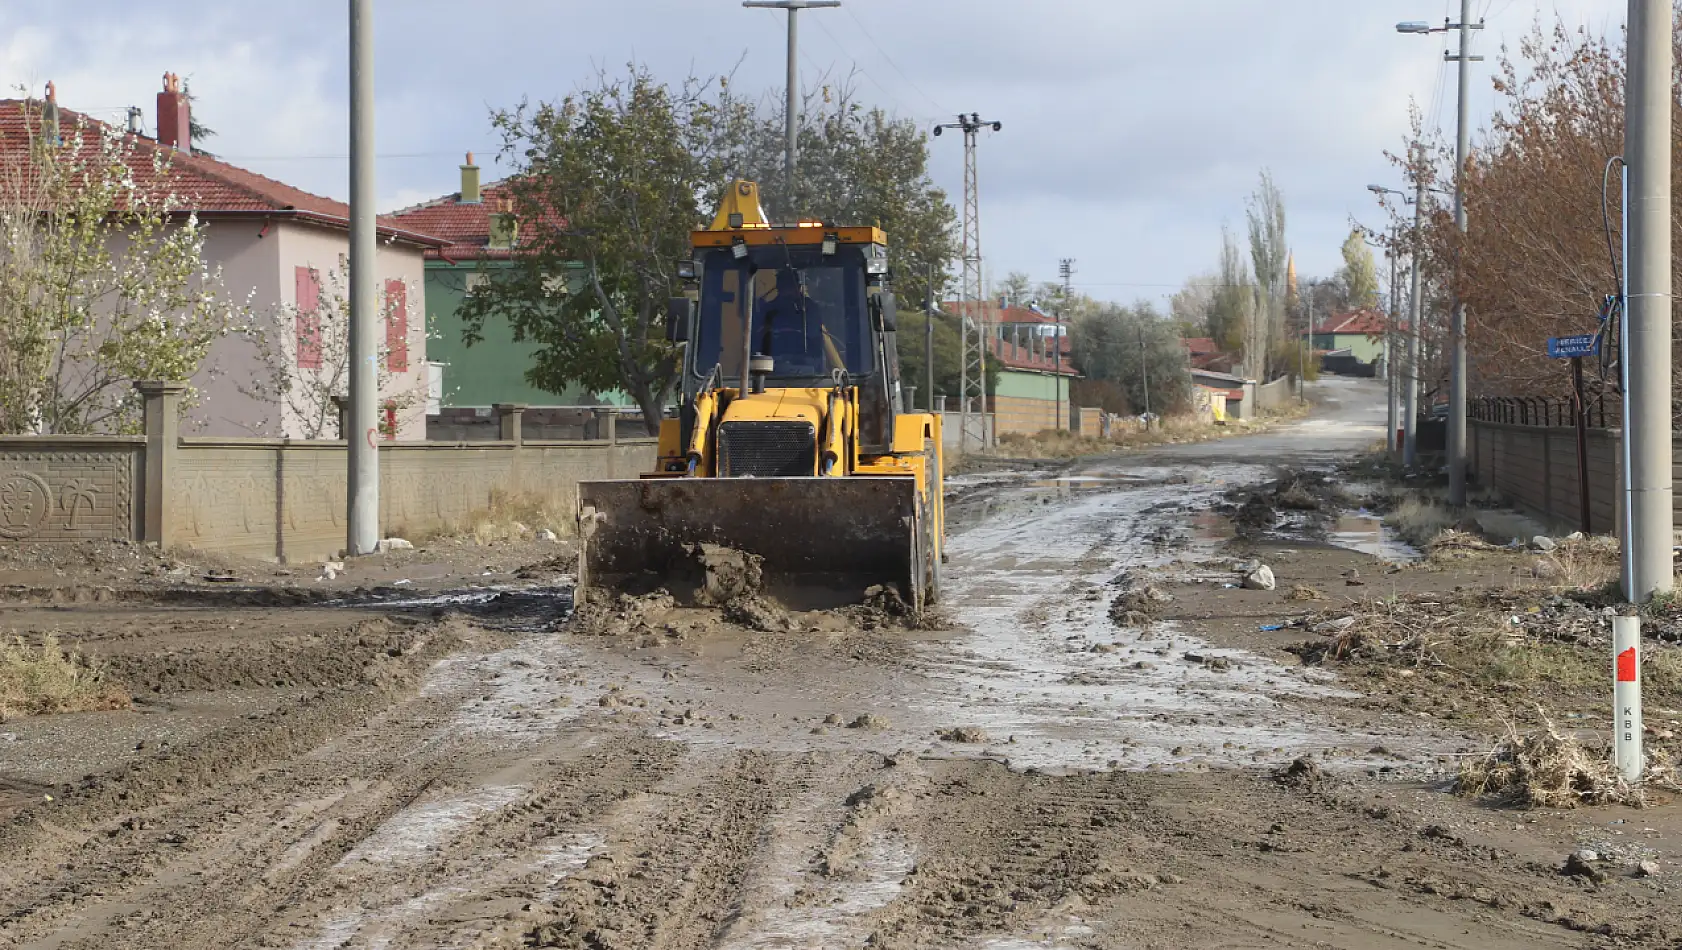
[1, 79, 446, 439]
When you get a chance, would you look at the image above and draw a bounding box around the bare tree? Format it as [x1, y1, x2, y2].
[238, 265, 424, 438]
[1245, 171, 1288, 379]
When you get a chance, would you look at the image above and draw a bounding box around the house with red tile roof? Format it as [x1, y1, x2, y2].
[943, 301, 1077, 433]
[1306, 309, 1390, 365]
[386, 157, 622, 409]
[1, 79, 445, 438]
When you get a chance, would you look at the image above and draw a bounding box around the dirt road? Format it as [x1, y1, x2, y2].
[4, 378, 1680, 949]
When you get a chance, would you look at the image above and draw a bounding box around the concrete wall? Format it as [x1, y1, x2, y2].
[0, 437, 143, 542]
[1254, 377, 1294, 412]
[1076, 407, 1103, 436]
[0, 392, 655, 562]
[1468, 420, 1621, 536]
[992, 394, 1068, 435]
[169, 437, 653, 562]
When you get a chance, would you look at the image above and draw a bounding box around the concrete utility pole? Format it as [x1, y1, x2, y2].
[1058, 258, 1074, 431]
[935, 113, 1002, 453]
[925, 264, 936, 413]
[347, 0, 379, 555]
[1406, 159, 1424, 467]
[1387, 229, 1400, 453]
[1623, 0, 1673, 601]
[1399, 4, 1481, 502]
[743, 0, 840, 208]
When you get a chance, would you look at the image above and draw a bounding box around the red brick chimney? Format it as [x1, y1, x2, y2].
[157, 72, 190, 153]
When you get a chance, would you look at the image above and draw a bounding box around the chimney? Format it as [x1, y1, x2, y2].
[39, 81, 60, 145]
[488, 197, 518, 249]
[157, 72, 190, 152]
[460, 151, 481, 203]
[126, 106, 143, 135]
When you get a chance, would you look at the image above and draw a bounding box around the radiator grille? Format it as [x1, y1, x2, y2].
[718, 421, 817, 477]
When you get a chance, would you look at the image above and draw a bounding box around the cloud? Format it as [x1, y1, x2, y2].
[3, 0, 1631, 308]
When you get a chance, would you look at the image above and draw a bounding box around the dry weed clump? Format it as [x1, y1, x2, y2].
[1384, 497, 1460, 549]
[456, 489, 568, 544]
[1456, 716, 1682, 808]
[0, 634, 128, 722]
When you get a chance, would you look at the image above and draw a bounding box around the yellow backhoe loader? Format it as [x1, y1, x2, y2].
[576, 180, 943, 610]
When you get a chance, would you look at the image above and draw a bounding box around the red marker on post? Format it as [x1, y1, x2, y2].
[1613, 615, 1642, 782]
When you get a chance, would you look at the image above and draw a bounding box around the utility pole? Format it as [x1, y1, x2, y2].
[1623, 0, 1673, 601]
[925, 264, 936, 413]
[347, 0, 379, 555]
[935, 113, 1002, 453]
[743, 0, 840, 211]
[1138, 325, 1151, 421]
[1406, 154, 1424, 467]
[1446, 0, 1478, 506]
[1058, 258, 1074, 431]
[1387, 226, 1400, 453]
[1399, 5, 1481, 502]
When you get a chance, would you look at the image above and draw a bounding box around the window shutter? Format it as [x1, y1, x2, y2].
[295, 266, 322, 369]
[384, 279, 409, 372]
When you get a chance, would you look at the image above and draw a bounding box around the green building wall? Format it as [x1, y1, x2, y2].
[994, 369, 1064, 400]
[425, 261, 630, 407]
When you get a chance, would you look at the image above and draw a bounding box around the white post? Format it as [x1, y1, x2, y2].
[1614, 615, 1643, 782]
[347, 0, 380, 554]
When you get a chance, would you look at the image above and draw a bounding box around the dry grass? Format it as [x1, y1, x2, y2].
[1384, 496, 1460, 549]
[447, 489, 570, 545]
[994, 414, 1280, 460]
[1457, 716, 1682, 808]
[0, 634, 129, 722]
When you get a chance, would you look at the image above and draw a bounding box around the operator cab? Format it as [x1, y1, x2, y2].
[667, 183, 901, 454]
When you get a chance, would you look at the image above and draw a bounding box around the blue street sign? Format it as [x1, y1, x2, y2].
[1547, 333, 1599, 359]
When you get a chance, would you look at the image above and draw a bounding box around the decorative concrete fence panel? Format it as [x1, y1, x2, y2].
[0, 437, 143, 542]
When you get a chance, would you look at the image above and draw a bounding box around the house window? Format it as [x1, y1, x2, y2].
[384, 278, 409, 372]
[542, 273, 569, 297]
[295, 266, 322, 369]
[464, 272, 490, 293]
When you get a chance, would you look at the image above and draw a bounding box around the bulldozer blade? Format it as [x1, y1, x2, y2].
[577, 477, 922, 610]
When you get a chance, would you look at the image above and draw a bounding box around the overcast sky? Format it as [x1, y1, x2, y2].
[3, 1, 1630, 308]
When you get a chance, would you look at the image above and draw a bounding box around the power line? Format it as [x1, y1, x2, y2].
[841, 5, 945, 114]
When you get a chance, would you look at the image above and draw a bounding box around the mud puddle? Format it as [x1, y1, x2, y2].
[924, 464, 1442, 773]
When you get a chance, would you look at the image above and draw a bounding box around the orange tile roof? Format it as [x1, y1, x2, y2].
[0, 98, 445, 247]
[1311, 309, 1390, 337]
[388, 180, 529, 261]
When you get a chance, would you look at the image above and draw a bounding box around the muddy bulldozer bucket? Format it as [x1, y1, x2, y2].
[576, 477, 924, 610]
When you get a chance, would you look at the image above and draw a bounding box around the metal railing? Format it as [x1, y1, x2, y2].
[1469, 395, 1614, 428]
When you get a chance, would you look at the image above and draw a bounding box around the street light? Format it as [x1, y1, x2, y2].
[1398, 2, 1482, 506]
[743, 0, 843, 208]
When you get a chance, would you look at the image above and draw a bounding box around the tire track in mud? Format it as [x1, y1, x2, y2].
[0, 611, 681, 950]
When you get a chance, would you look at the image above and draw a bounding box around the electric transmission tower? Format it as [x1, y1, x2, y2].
[935, 113, 1001, 453]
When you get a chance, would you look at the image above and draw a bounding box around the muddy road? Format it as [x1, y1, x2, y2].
[4, 378, 1679, 949]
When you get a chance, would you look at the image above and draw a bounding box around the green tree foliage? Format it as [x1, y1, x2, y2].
[714, 79, 957, 315]
[465, 69, 957, 429]
[893, 308, 997, 405]
[461, 68, 718, 433]
[1207, 227, 1253, 353]
[1069, 301, 1190, 415]
[1338, 229, 1379, 309]
[996, 271, 1032, 308]
[0, 103, 243, 434]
